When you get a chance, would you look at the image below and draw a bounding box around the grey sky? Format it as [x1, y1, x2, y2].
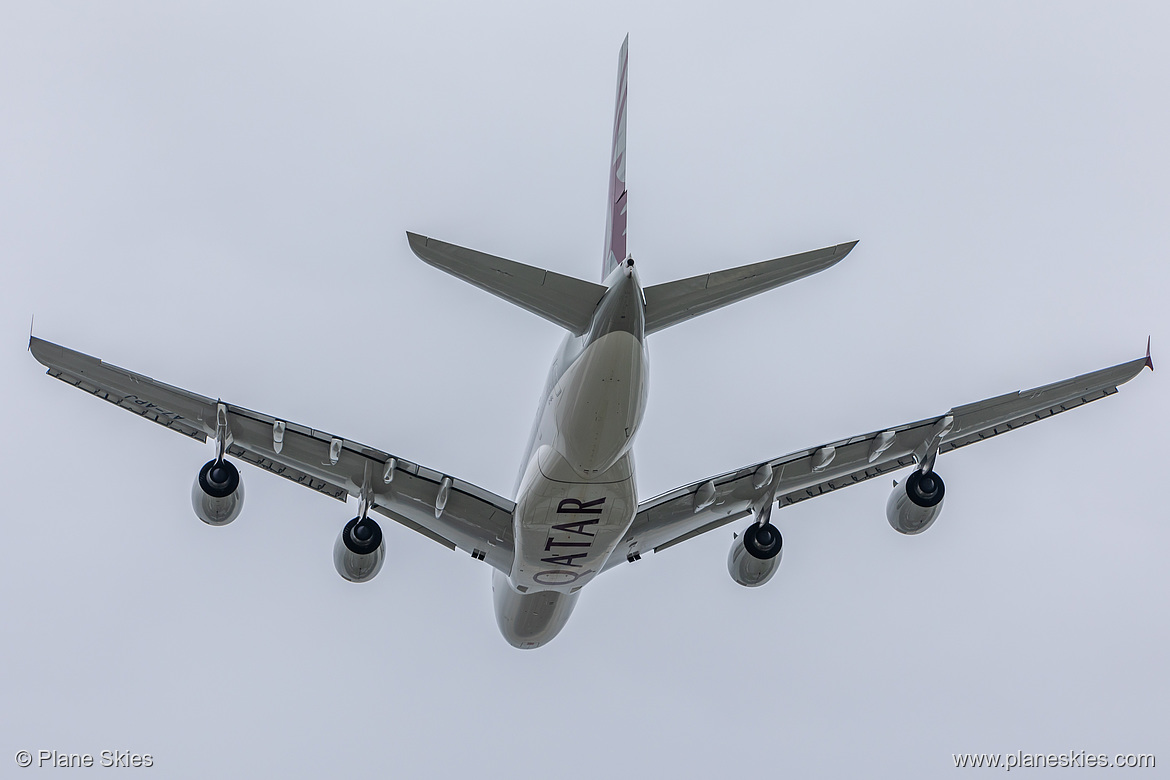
[2, 2, 1167, 777]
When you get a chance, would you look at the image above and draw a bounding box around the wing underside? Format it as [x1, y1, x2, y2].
[607, 352, 1150, 569]
[30, 337, 516, 573]
[28, 332, 1151, 579]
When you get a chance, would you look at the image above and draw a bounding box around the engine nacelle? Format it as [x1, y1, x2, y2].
[333, 516, 386, 583]
[192, 459, 245, 526]
[886, 470, 945, 535]
[727, 522, 783, 587]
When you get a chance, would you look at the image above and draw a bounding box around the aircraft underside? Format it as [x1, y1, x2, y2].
[26, 36, 1150, 650]
[496, 272, 647, 647]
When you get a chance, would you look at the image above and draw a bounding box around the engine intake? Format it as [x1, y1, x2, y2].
[727, 522, 783, 587]
[192, 458, 245, 526]
[334, 516, 386, 583]
[886, 470, 945, 535]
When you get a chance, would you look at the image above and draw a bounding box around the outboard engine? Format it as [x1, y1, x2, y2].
[727, 522, 783, 587]
[333, 516, 386, 583]
[886, 470, 945, 535]
[192, 458, 245, 526]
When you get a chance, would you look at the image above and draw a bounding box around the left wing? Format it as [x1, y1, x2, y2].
[605, 350, 1151, 569]
[29, 337, 516, 573]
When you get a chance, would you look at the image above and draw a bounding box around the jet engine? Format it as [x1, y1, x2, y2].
[192, 458, 245, 526]
[886, 470, 945, 535]
[727, 522, 783, 587]
[333, 516, 386, 583]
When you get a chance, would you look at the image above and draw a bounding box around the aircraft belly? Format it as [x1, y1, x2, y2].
[492, 569, 580, 649]
[511, 449, 636, 593]
[552, 331, 647, 477]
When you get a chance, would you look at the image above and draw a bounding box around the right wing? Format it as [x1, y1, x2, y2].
[30, 337, 516, 573]
[607, 350, 1152, 569]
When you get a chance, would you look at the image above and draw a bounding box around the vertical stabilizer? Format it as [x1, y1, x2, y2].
[602, 35, 629, 280]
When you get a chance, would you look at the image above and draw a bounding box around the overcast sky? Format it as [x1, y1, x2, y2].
[2, 2, 1167, 777]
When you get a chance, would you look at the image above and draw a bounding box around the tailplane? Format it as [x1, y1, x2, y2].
[409, 35, 854, 338]
[643, 241, 857, 335]
[407, 233, 606, 335]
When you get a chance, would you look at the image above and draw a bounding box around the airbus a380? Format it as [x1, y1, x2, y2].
[31, 38, 1152, 648]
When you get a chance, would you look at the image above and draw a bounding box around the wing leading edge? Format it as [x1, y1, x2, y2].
[29, 337, 516, 573]
[606, 350, 1151, 569]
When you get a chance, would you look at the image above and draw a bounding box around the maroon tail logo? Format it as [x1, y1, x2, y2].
[602, 36, 629, 280]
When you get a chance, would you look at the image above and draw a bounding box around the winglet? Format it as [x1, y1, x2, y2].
[1145, 336, 1154, 372]
[28, 314, 34, 351]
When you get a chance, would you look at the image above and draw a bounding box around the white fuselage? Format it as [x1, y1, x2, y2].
[492, 264, 648, 648]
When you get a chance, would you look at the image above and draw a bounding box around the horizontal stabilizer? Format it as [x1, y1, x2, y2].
[643, 241, 857, 335]
[407, 233, 607, 334]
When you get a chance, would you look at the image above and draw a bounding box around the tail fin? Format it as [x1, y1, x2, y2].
[602, 35, 629, 280]
[642, 241, 858, 335]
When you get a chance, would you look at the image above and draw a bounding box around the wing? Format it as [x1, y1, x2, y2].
[605, 351, 1151, 570]
[29, 337, 515, 573]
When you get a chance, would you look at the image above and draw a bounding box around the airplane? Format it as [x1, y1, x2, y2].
[30, 37, 1152, 649]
